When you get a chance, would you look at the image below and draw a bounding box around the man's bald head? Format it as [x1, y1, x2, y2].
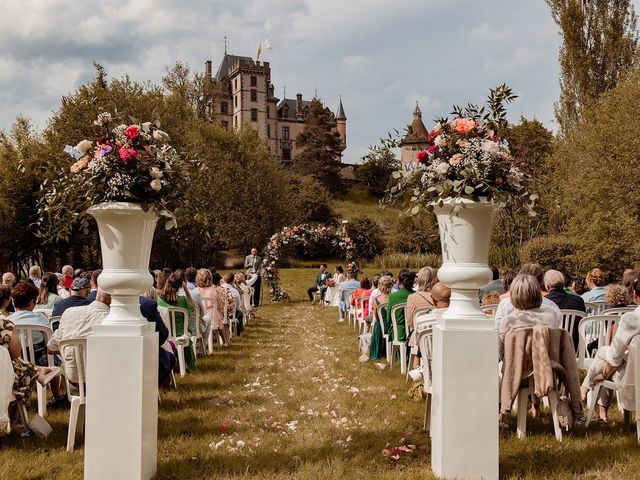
[431, 282, 451, 307]
[544, 270, 565, 291]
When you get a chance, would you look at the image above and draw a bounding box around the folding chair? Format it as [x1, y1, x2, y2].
[58, 337, 87, 451]
[15, 324, 59, 418]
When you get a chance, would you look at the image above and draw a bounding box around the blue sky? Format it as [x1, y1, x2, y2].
[0, 0, 634, 163]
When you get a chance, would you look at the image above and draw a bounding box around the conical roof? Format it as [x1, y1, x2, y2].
[336, 98, 346, 120]
[402, 103, 429, 145]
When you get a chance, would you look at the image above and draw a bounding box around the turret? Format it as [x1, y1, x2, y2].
[336, 97, 347, 147]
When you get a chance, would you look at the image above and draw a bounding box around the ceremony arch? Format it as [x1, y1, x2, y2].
[262, 224, 355, 301]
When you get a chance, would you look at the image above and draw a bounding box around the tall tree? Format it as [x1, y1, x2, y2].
[358, 142, 400, 198]
[546, 0, 638, 135]
[294, 99, 345, 191]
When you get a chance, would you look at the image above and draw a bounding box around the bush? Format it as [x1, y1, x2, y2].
[371, 253, 442, 270]
[489, 245, 521, 269]
[288, 174, 337, 225]
[519, 235, 579, 273]
[386, 213, 441, 255]
[348, 216, 385, 260]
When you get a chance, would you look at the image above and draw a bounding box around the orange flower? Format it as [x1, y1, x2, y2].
[453, 118, 476, 135]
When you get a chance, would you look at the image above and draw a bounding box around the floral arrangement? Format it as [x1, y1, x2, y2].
[39, 112, 186, 237]
[262, 224, 356, 302]
[387, 85, 538, 215]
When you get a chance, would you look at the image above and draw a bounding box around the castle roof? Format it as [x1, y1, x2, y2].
[401, 103, 429, 145]
[277, 98, 313, 119]
[215, 54, 255, 81]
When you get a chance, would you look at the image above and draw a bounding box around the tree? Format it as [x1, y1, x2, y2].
[347, 216, 385, 260]
[550, 68, 640, 274]
[287, 174, 337, 224]
[294, 99, 345, 191]
[546, 0, 638, 135]
[358, 142, 400, 198]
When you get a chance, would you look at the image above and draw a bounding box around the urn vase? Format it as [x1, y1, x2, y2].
[87, 201, 158, 324]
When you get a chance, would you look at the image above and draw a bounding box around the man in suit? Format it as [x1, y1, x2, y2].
[307, 264, 332, 303]
[544, 269, 586, 350]
[244, 247, 262, 307]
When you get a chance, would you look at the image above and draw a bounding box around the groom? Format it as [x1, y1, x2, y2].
[307, 264, 332, 304]
[244, 247, 262, 307]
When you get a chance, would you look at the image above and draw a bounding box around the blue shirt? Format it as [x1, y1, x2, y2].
[582, 286, 606, 303]
[9, 309, 50, 344]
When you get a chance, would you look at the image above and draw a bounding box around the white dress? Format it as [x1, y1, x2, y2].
[326, 273, 346, 307]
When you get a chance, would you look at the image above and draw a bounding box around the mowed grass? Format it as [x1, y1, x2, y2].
[2, 268, 640, 479]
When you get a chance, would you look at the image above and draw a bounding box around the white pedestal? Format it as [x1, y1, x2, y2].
[431, 317, 498, 480]
[84, 323, 159, 480]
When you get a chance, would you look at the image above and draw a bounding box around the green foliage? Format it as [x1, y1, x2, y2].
[385, 213, 440, 255]
[371, 252, 442, 270]
[550, 68, 640, 275]
[287, 174, 337, 224]
[358, 142, 400, 198]
[489, 245, 521, 269]
[519, 235, 580, 273]
[546, 0, 639, 135]
[294, 99, 345, 192]
[347, 216, 385, 260]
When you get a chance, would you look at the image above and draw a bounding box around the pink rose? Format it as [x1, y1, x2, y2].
[453, 118, 476, 135]
[124, 125, 141, 140]
[428, 145, 438, 154]
[416, 150, 429, 164]
[119, 147, 138, 163]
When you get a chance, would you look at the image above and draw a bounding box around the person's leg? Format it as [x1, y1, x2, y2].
[307, 286, 318, 302]
[253, 276, 262, 307]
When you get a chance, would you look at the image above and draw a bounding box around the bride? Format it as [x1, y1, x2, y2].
[324, 265, 345, 306]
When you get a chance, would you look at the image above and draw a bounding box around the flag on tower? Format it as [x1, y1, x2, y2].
[264, 37, 272, 50]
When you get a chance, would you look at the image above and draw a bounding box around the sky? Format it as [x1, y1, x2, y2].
[0, 0, 623, 164]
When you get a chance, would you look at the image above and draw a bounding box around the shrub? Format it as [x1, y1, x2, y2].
[519, 235, 579, 273]
[489, 245, 520, 269]
[347, 216, 385, 260]
[371, 253, 442, 270]
[386, 213, 441, 255]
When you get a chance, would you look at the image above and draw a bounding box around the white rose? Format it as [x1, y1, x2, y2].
[436, 162, 450, 175]
[150, 179, 162, 191]
[74, 140, 93, 154]
[434, 135, 447, 147]
[150, 167, 163, 179]
[93, 112, 112, 126]
[153, 129, 171, 142]
[481, 140, 500, 155]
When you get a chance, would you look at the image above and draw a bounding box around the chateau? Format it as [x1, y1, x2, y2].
[202, 54, 347, 166]
[399, 103, 429, 169]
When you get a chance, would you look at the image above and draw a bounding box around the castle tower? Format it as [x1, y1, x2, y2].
[336, 97, 347, 147]
[400, 102, 429, 169]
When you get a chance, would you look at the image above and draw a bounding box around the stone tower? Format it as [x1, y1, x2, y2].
[400, 102, 430, 169]
[336, 97, 347, 147]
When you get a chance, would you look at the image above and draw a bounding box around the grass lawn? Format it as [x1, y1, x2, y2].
[2, 268, 640, 479]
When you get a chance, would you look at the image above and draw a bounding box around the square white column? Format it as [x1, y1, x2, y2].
[84, 323, 159, 480]
[431, 318, 498, 480]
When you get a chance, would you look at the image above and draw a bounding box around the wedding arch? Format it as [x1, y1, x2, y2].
[262, 224, 356, 301]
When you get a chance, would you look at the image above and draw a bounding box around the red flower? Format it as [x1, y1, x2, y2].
[416, 150, 429, 164]
[428, 145, 438, 154]
[124, 125, 141, 140]
[119, 147, 138, 163]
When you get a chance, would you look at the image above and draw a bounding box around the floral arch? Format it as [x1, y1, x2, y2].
[262, 224, 355, 301]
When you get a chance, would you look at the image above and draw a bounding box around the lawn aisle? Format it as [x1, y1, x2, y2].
[156, 302, 433, 479]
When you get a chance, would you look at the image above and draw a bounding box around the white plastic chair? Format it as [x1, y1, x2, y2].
[49, 315, 62, 330]
[415, 313, 438, 432]
[165, 307, 191, 377]
[192, 304, 206, 357]
[15, 324, 58, 418]
[58, 337, 87, 452]
[375, 304, 392, 364]
[389, 302, 409, 375]
[37, 308, 53, 319]
[355, 296, 368, 335]
[339, 289, 356, 323]
[223, 295, 238, 339]
[480, 304, 499, 318]
[406, 306, 433, 382]
[577, 315, 619, 371]
[515, 377, 563, 441]
[601, 307, 636, 316]
[559, 309, 586, 337]
[199, 296, 218, 354]
[585, 301, 611, 316]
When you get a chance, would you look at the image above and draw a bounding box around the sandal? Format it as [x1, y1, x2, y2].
[596, 417, 608, 425]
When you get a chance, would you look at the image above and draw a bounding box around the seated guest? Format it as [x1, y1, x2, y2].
[52, 277, 91, 318]
[582, 268, 607, 303]
[48, 289, 111, 386]
[195, 269, 228, 346]
[495, 263, 560, 331]
[406, 267, 438, 333]
[158, 273, 197, 371]
[221, 273, 244, 336]
[61, 265, 74, 291]
[325, 265, 345, 307]
[185, 267, 197, 291]
[580, 273, 640, 424]
[386, 270, 416, 342]
[370, 275, 394, 360]
[479, 266, 504, 301]
[86, 269, 102, 302]
[499, 268, 518, 300]
[545, 269, 586, 349]
[430, 281, 452, 308]
[365, 274, 381, 318]
[338, 268, 360, 322]
[351, 277, 372, 305]
[138, 295, 176, 387]
[28, 266, 42, 289]
[499, 274, 562, 350]
[35, 272, 62, 311]
[7, 282, 50, 365]
[0, 284, 12, 317]
[73, 268, 84, 279]
[2, 272, 15, 287]
[55, 273, 69, 299]
[605, 283, 630, 308]
[307, 264, 331, 304]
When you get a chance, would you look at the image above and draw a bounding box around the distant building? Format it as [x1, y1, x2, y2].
[399, 103, 429, 169]
[202, 54, 346, 166]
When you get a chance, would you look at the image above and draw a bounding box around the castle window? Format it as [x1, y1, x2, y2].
[282, 148, 291, 161]
[234, 78, 238, 90]
[251, 108, 258, 121]
[234, 95, 238, 107]
[267, 106, 270, 117]
[221, 120, 229, 131]
[234, 115, 237, 128]
[282, 105, 289, 118]
[282, 127, 289, 139]
[251, 89, 257, 102]
[267, 124, 271, 137]
[220, 101, 228, 114]
[251, 75, 257, 87]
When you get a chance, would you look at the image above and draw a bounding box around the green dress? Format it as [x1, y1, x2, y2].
[369, 297, 388, 360]
[157, 296, 196, 371]
[386, 287, 412, 342]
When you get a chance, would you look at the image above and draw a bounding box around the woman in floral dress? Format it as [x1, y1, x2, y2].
[0, 317, 38, 404]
